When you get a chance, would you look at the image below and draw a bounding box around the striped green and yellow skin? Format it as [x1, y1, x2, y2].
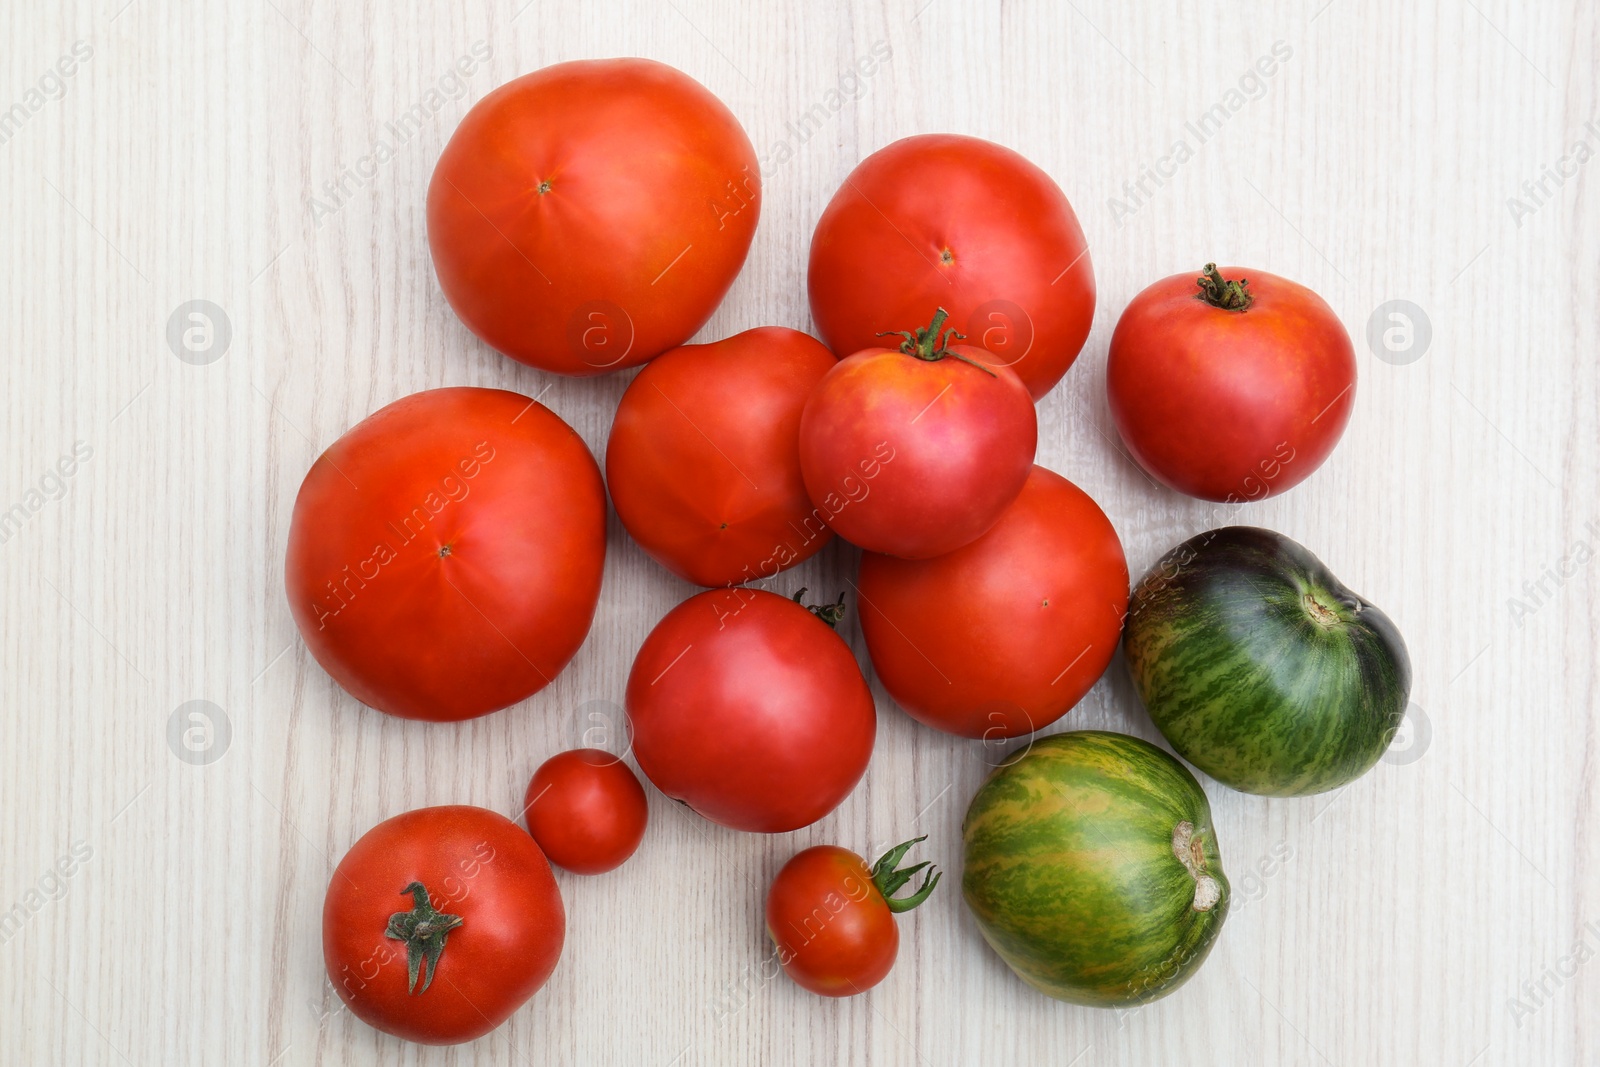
[962, 731, 1229, 1007]
[1125, 526, 1412, 797]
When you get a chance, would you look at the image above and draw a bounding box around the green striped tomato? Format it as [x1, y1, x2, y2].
[961, 731, 1229, 1007]
[1124, 526, 1411, 796]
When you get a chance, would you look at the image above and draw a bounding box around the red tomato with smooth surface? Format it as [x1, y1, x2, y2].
[285, 388, 606, 721]
[523, 749, 648, 875]
[427, 59, 759, 375]
[626, 589, 875, 833]
[323, 806, 565, 1045]
[798, 310, 1036, 559]
[808, 133, 1094, 401]
[605, 327, 837, 587]
[1106, 265, 1357, 502]
[766, 839, 940, 997]
[858, 465, 1128, 740]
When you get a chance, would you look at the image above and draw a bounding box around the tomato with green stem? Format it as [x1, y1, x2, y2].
[798, 307, 1036, 559]
[766, 837, 941, 997]
[1106, 264, 1356, 502]
[322, 806, 565, 1045]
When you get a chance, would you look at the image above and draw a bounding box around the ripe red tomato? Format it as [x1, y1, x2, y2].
[285, 388, 606, 721]
[808, 133, 1094, 401]
[766, 838, 940, 997]
[1106, 264, 1357, 502]
[857, 465, 1128, 740]
[427, 59, 759, 375]
[626, 588, 875, 832]
[523, 749, 648, 875]
[798, 309, 1036, 559]
[323, 806, 565, 1045]
[605, 327, 837, 587]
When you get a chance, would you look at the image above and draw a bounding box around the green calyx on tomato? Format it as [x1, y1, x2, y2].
[1195, 263, 1253, 311]
[878, 308, 997, 377]
[793, 587, 847, 629]
[871, 836, 941, 914]
[385, 882, 464, 994]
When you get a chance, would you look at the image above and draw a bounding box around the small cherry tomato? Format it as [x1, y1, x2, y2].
[1106, 264, 1357, 502]
[766, 837, 940, 997]
[798, 308, 1036, 559]
[523, 749, 649, 875]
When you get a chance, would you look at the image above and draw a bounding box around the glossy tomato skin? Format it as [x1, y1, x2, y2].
[428, 59, 759, 375]
[798, 342, 1036, 559]
[285, 388, 606, 721]
[808, 134, 1094, 401]
[626, 589, 875, 832]
[858, 466, 1128, 739]
[323, 806, 565, 1045]
[523, 749, 649, 875]
[1106, 267, 1357, 502]
[605, 327, 837, 587]
[766, 846, 897, 996]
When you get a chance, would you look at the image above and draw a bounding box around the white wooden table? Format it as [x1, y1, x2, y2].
[3, 1, 1595, 1063]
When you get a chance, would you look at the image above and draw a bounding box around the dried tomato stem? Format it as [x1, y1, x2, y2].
[1196, 263, 1253, 311]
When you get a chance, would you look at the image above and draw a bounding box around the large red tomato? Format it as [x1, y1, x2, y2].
[605, 327, 837, 587]
[857, 465, 1127, 740]
[427, 59, 759, 375]
[323, 806, 565, 1045]
[766, 838, 940, 997]
[285, 388, 606, 721]
[1106, 264, 1357, 502]
[798, 309, 1036, 559]
[808, 133, 1094, 401]
[626, 589, 875, 832]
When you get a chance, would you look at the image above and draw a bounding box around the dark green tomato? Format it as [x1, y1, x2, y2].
[1124, 526, 1411, 797]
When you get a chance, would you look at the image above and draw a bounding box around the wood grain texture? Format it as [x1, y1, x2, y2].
[1, 0, 1595, 1063]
